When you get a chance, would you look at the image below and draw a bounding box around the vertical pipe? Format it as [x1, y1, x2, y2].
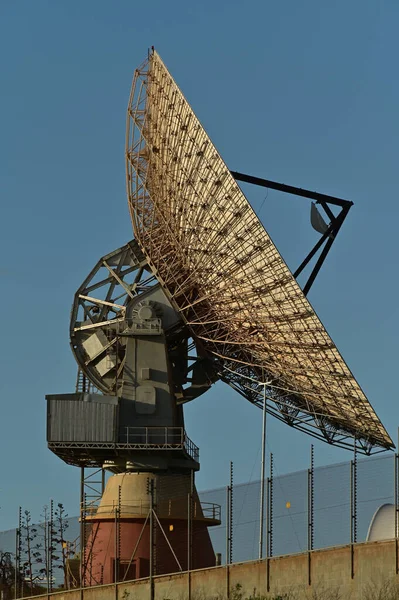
[259, 384, 267, 559]
[101, 468, 105, 495]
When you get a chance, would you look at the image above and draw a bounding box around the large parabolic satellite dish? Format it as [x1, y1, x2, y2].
[125, 50, 392, 454]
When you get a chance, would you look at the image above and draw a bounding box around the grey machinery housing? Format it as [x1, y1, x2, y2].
[46, 240, 218, 473]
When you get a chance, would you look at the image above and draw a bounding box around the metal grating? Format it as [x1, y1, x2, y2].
[125, 50, 392, 454]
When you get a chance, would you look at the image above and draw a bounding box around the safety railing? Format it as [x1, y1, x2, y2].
[122, 427, 199, 461]
[85, 498, 221, 521]
[200, 501, 222, 522]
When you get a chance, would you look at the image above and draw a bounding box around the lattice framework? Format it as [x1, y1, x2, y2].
[125, 50, 392, 454]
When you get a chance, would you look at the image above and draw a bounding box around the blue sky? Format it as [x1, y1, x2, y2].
[0, 0, 398, 531]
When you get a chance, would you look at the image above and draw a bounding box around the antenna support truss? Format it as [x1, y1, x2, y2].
[231, 171, 353, 296]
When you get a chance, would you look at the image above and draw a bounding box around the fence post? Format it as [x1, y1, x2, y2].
[350, 455, 357, 579]
[226, 485, 230, 599]
[395, 452, 398, 574]
[114, 506, 118, 598]
[148, 478, 155, 600]
[307, 445, 314, 586]
[229, 462, 233, 565]
[226, 462, 233, 599]
[350, 459, 353, 579]
[49, 499, 54, 593]
[15, 508, 21, 600]
[115, 484, 121, 599]
[187, 470, 193, 600]
[259, 383, 267, 559]
[269, 453, 273, 558]
[80, 467, 85, 598]
[266, 475, 270, 593]
[266, 453, 273, 593]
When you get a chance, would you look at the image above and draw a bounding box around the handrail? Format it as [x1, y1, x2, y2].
[84, 499, 221, 521]
[122, 426, 199, 461]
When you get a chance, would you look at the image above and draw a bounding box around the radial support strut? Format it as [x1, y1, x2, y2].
[230, 170, 353, 295]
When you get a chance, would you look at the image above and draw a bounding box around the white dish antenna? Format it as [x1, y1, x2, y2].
[123, 49, 392, 454]
[367, 503, 397, 542]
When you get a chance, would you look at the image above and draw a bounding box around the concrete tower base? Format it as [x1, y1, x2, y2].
[83, 472, 220, 585]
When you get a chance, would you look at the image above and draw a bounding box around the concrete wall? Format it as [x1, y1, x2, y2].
[21, 539, 399, 600]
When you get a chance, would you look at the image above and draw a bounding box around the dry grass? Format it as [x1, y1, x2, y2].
[154, 577, 399, 600]
[362, 578, 399, 600]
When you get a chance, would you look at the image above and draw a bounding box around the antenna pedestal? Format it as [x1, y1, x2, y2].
[82, 472, 220, 585]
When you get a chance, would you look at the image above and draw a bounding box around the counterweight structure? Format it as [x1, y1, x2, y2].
[47, 48, 392, 589]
